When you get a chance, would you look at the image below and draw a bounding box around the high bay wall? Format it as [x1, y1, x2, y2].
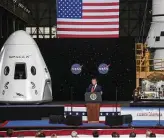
[0, 0, 30, 38]
[0, 0, 152, 39]
[25, 0, 152, 38]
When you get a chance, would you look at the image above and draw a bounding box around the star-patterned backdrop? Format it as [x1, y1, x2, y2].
[0, 38, 135, 101]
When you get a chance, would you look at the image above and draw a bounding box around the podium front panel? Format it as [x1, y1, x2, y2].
[85, 92, 102, 103]
[85, 92, 101, 123]
[86, 103, 100, 123]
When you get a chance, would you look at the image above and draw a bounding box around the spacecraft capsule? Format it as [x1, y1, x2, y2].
[0, 30, 52, 103]
[146, 0, 164, 70]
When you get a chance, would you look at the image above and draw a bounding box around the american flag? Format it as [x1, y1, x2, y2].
[57, 0, 119, 38]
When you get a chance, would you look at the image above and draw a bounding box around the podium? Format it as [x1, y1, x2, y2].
[85, 92, 102, 123]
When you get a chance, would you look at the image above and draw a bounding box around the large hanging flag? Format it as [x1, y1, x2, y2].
[57, 0, 119, 38]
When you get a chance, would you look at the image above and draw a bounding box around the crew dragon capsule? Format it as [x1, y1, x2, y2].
[0, 30, 52, 103]
[146, 0, 164, 70]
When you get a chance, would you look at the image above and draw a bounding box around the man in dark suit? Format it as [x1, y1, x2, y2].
[87, 78, 102, 94]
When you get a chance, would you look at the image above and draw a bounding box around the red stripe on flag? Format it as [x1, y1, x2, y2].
[57, 34, 119, 38]
[83, 15, 119, 19]
[57, 21, 119, 25]
[83, 9, 119, 12]
[57, 28, 119, 32]
[83, 2, 119, 6]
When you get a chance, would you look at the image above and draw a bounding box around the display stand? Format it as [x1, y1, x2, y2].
[85, 92, 102, 123]
[86, 103, 100, 123]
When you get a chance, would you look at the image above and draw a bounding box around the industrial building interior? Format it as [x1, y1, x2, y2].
[0, 0, 153, 102]
[1, 0, 164, 137]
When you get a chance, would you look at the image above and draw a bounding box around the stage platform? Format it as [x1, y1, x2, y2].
[1, 101, 164, 120]
[0, 120, 164, 131]
[130, 100, 164, 107]
[0, 103, 64, 120]
[0, 101, 164, 130]
[0, 101, 122, 120]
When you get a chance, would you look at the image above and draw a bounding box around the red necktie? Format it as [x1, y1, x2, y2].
[91, 86, 95, 92]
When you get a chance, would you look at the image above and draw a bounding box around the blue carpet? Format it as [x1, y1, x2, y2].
[4, 120, 164, 127]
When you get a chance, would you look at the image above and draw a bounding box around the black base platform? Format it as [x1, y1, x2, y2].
[1, 100, 163, 121]
[130, 100, 164, 107]
[0, 103, 64, 120]
[0, 101, 129, 120]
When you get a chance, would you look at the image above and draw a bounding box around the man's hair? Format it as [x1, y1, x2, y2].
[71, 131, 78, 138]
[51, 134, 57, 138]
[36, 133, 46, 137]
[149, 133, 156, 137]
[146, 130, 152, 137]
[6, 129, 13, 137]
[35, 130, 45, 138]
[112, 132, 120, 137]
[92, 78, 97, 81]
[129, 132, 136, 137]
[92, 130, 99, 137]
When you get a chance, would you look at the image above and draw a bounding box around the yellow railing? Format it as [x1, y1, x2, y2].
[136, 59, 164, 72]
[135, 43, 164, 78]
[135, 43, 164, 87]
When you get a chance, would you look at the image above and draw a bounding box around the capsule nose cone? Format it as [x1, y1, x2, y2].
[4, 30, 36, 45]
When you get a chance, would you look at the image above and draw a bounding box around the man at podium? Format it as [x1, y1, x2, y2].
[87, 78, 102, 94]
[85, 78, 102, 123]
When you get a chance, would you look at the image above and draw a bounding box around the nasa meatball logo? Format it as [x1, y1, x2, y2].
[0, 30, 52, 103]
[90, 93, 97, 100]
[98, 63, 109, 74]
[71, 64, 82, 75]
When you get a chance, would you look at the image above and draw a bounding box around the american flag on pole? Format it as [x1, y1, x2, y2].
[57, 0, 119, 38]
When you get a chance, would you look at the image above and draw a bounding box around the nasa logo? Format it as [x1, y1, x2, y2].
[90, 93, 97, 100]
[71, 64, 82, 75]
[98, 63, 109, 74]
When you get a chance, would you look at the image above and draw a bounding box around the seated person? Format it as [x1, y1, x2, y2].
[87, 78, 102, 94]
[6, 129, 13, 137]
[92, 130, 99, 137]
